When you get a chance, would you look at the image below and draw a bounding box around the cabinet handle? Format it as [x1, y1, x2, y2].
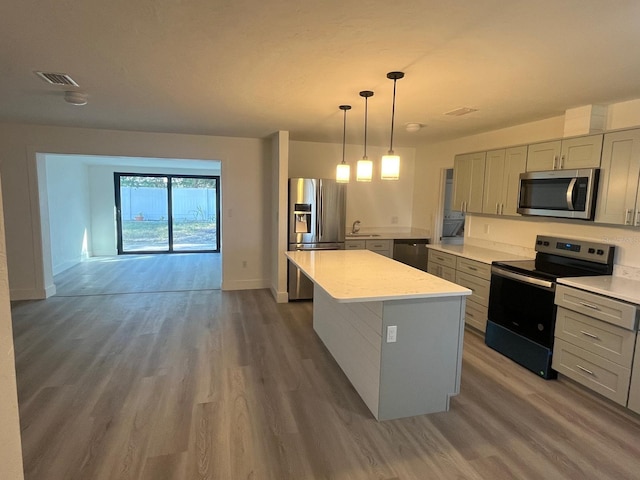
[467, 312, 474, 318]
[579, 301, 600, 310]
[560, 154, 565, 169]
[635, 210, 640, 227]
[496, 203, 500, 214]
[467, 266, 478, 271]
[576, 364, 595, 376]
[500, 203, 504, 215]
[625, 209, 632, 225]
[553, 155, 559, 169]
[580, 330, 600, 340]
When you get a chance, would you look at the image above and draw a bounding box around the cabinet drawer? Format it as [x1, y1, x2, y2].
[456, 257, 491, 280]
[455, 271, 490, 307]
[555, 285, 638, 330]
[345, 240, 365, 250]
[428, 250, 457, 269]
[365, 239, 391, 251]
[427, 262, 456, 282]
[552, 338, 631, 406]
[465, 300, 488, 333]
[555, 307, 636, 367]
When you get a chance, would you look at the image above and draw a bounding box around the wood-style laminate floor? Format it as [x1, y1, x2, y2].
[53, 253, 221, 296]
[11, 255, 640, 479]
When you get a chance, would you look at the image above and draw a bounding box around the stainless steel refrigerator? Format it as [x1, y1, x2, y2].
[288, 178, 346, 300]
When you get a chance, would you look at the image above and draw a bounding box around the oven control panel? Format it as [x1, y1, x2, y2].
[535, 235, 615, 264]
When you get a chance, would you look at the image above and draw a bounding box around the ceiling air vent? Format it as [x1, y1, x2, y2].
[445, 107, 478, 117]
[35, 71, 79, 87]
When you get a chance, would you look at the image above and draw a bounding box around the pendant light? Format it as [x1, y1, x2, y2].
[357, 90, 374, 182]
[336, 105, 351, 183]
[381, 71, 404, 180]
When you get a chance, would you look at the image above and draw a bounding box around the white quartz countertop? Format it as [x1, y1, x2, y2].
[345, 228, 431, 241]
[557, 276, 640, 305]
[286, 250, 471, 303]
[426, 244, 533, 264]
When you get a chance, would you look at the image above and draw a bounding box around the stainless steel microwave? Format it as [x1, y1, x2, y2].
[517, 168, 600, 220]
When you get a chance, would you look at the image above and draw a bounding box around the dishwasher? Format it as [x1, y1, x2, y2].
[392, 239, 430, 271]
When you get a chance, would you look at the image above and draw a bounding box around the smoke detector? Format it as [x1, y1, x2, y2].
[405, 123, 425, 132]
[64, 91, 88, 106]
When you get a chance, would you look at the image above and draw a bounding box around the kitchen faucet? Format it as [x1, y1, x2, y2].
[351, 220, 361, 234]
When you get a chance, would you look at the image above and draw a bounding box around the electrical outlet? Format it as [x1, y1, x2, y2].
[386, 325, 397, 343]
[242, 260, 247, 268]
[391, 216, 399, 224]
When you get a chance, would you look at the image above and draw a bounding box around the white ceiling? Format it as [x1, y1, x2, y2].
[3, 1, 640, 148]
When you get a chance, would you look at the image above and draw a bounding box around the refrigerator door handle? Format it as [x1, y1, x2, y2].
[318, 182, 324, 239]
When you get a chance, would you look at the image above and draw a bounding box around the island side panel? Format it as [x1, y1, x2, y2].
[313, 286, 383, 418]
[377, 296, 466, 421]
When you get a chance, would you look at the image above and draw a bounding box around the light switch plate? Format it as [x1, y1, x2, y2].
[386, 325, 397, 343]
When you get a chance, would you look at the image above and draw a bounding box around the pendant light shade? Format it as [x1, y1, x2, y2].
[382, 71, 404, 180]
[336, 105, 351, 183]
[357, 90, 374, 182]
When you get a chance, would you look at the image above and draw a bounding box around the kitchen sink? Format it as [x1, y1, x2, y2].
[345, 233, 381, 237]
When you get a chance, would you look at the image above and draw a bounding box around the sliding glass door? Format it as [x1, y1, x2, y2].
[115, 173, 220, 254]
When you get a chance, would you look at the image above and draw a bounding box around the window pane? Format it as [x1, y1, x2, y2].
[171, 177, 218, 251]
[120, 175, 169, 252]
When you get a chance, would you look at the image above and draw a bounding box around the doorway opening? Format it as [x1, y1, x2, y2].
[115, 173, 220, 254]
[441, 168, 465, 244]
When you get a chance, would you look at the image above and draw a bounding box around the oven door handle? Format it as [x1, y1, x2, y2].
[491, 266, 555, 291]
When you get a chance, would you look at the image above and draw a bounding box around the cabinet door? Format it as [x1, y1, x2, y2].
[501, 145, 527, 215]
[467, 152, 486, 213]
[452, 154, 471, 211]
[526, 140, 561, 171]
[560, 134, 603, 169]
[595, 129, 640, 225]
[482, 149, 506, 214]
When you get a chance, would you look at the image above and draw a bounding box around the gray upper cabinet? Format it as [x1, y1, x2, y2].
[526, 140, 561, 171]
[453, 151, 486, 213]
[482, 145, 527, 216]
[595, 129, 640, 226]
[526, 134, 603, 172]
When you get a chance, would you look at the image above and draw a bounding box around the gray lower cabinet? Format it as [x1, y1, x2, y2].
[345, 239, 393, 257]
[628, 335, 640, 414]
[427, 250, 490, 332]
[553, 285, 638, 407]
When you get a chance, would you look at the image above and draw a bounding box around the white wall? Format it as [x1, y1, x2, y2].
[45, 157, 91, 275]
[0, 122, 272, 299]
[0, 175, 25, 480]
[88, 163, 220, 256]
[289, 141, 416, 230]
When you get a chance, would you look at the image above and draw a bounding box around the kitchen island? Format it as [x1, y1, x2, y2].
[285, 249, 471, 420]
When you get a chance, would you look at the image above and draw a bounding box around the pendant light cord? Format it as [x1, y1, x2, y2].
[364, 96, 368, 158]
[389, 78, 397, 153]
[342, 108, 347, 164]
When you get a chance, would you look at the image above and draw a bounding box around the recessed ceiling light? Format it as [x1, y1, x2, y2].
[35, 71, 80, 87]
[444, 107, 478, 117]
